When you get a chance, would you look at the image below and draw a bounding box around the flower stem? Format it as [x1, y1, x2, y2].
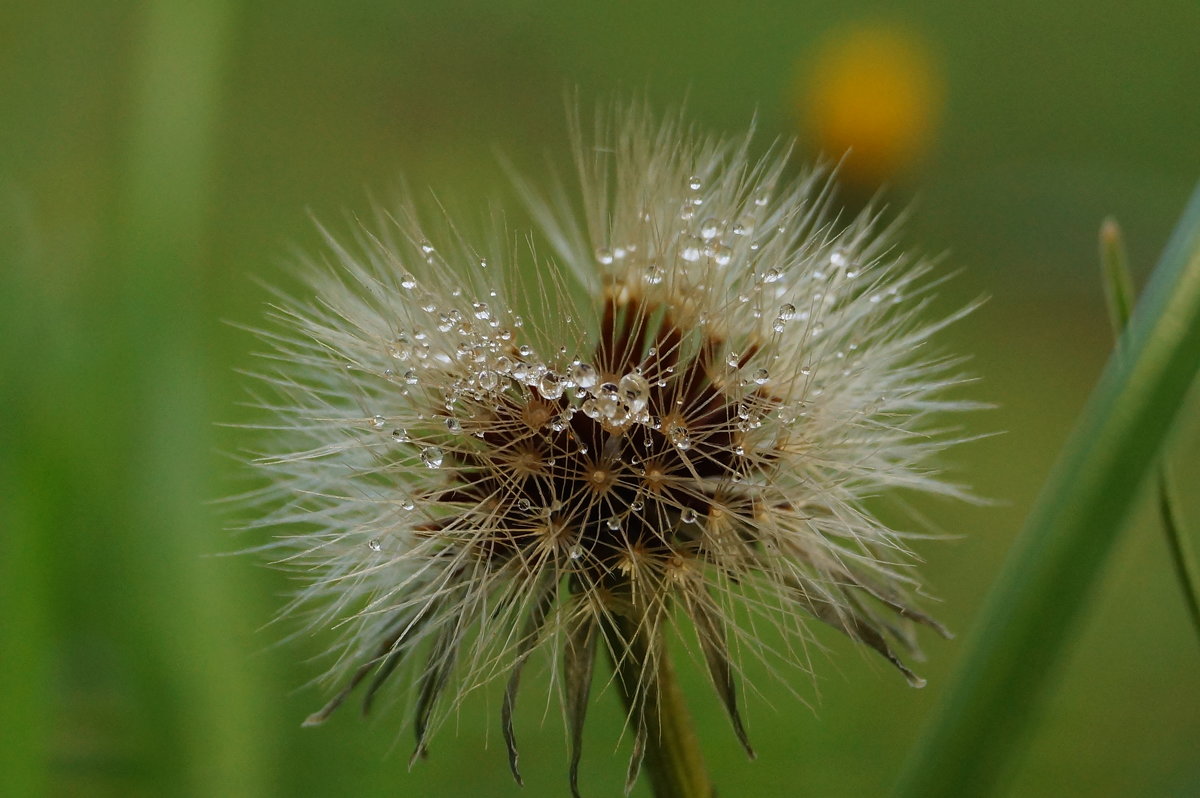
[611, 617, 714, 798]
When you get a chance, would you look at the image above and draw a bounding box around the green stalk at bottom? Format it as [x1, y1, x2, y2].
[611, 617, 714, 798]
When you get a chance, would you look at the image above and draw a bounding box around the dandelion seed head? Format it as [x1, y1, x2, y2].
[245, 101, 975, 792]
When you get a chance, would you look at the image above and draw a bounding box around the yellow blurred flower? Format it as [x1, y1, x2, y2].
[799, 23, 944, 190]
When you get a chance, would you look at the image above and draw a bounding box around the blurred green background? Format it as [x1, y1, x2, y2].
[2, 1, 1198, 796]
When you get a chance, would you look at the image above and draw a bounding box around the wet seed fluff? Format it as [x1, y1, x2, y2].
[246, 105, 975, 794]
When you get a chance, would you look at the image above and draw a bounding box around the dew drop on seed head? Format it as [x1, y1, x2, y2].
[712, 245, 732, 266]
[687, 175, 702, 191]
[420, 446, 444, 468]
[667, 422, 692, 450]
[371, 415, 387, 430]
[680, 238, 702, 262]
[606, 517, 621, 531]
[753, 368, 769, 385]
[445, 417, 461, 433]
[830, 249, 849, 269]
[762, 268, 781, 283]
[680, 508, 698, 525]
[595, 247, 614, 265]
[401, 496, 415, 511]
[538, 371, 564, 400]
[391, 428, 409, 443]
[367, 539, 382, 552]
[699, 218, 720, 240]
[568, 361, 598, 390]
[619, 372, 650, 411]
[400, 273, 417, 290]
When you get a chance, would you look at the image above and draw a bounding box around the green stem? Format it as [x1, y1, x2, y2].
[611, 618, 713, 798]
[1158, 467, 1200, 645]
[1100, 217, 1200, 649]
[894, 181, 1200, 798]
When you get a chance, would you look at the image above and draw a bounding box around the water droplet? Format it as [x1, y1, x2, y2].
[477, 370, 499, 391]
[762, 268, 782, 283]
[631, 499, 644, 512]
[538, 371, 564, 400]
[687, 175, 702, 191]
[606, 517, 621, 531]
[754, 191, 770, 207]
[404, 369, 418, 385]
[595, 247, 614, 265]
[712, 245, 732, 266]
[778, 302, 796, 321]
[478, 258, 489, 269]
[644, 263, 665, 285]
[699, 218, 720, 240]
[445, 417, 462, 433]
[419, 240, 436, 255]
[667, 422, 691, 450]
[391, 428, 409, 443]
[420, 446, 444, 469]
[517, 497, 532, 511]
[680, 508, 698, 525]
[753, 368, 770, 385]
[680, 238, 702, 262]
[371, 414, 387, 430]
[400, 496, 415, 511]
[595, 382, 622, 420]
[618, 372, 650, 411]
[568, 361, 598, 390]
[367, 539, 382, 552]
[400, 273, 417, 290]
[829, 249, 849, 269]
[472, 302, 490, 320]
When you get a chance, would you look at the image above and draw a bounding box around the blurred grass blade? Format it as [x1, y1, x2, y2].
[1099, 217, 1136, 335]
[894, 182, 1200, 798]
[1158, 470, 1200, 645]
[1101, 217, 1200, 647]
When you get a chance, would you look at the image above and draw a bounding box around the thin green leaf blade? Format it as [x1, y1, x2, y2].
[1099, 216, 1136, 338]
[1159, 468, 1200, 646]
[1099, 218, 1200, 649]
[894, 182, 1200, 798]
